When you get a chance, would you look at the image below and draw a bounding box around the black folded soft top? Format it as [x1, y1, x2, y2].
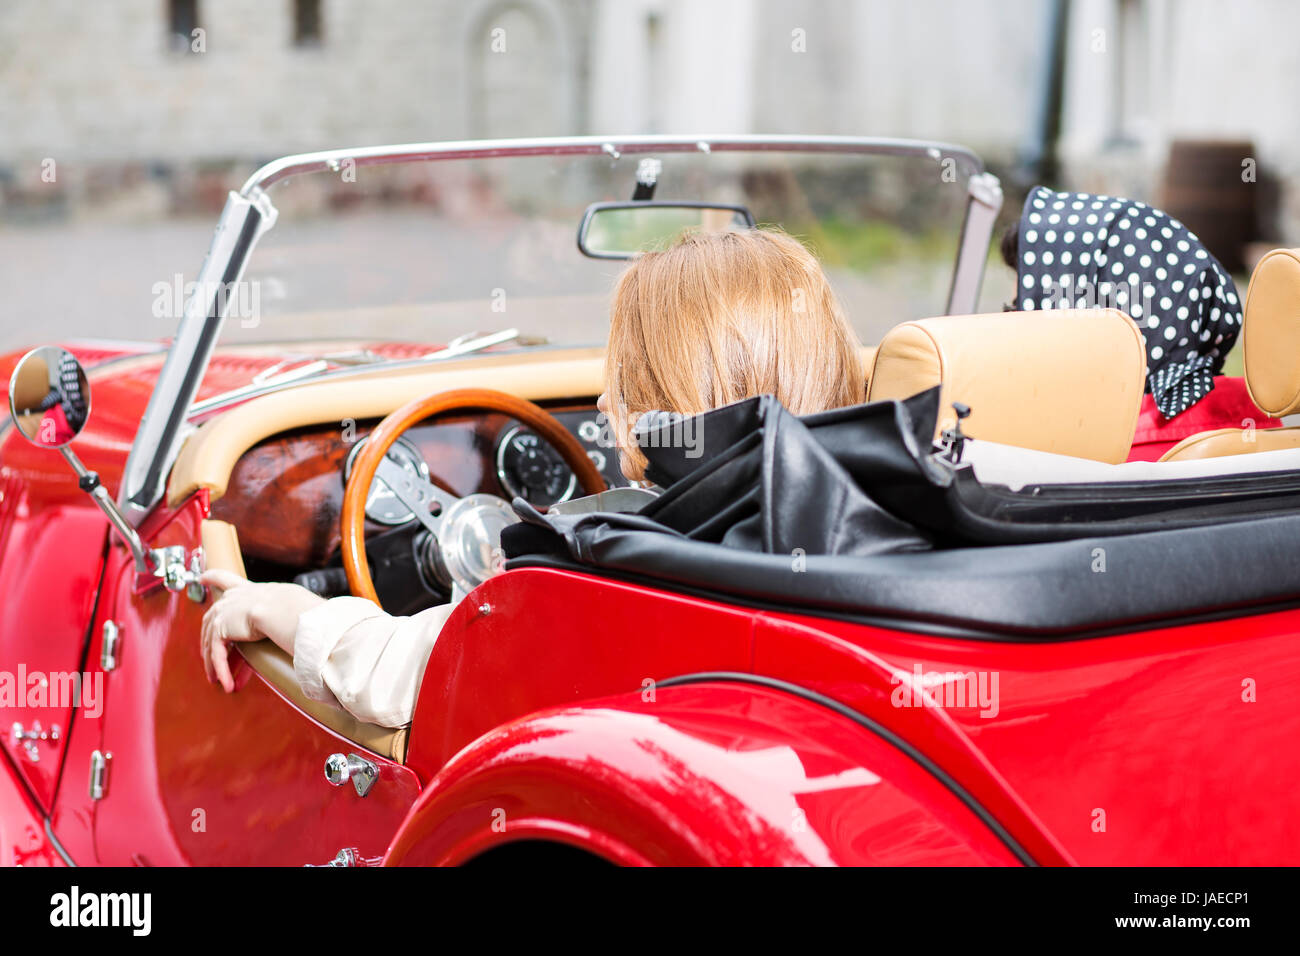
[503, 389, 1300, 639]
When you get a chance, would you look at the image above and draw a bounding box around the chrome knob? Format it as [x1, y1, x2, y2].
[11, 721, 59, 761]
[323, 752, 378, 797]
[158, 546, 207, 602]
[323, 753, 350, 784]
[304, 847, 380, 867]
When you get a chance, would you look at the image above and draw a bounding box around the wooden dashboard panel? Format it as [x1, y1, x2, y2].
[210, 402, 610, 568]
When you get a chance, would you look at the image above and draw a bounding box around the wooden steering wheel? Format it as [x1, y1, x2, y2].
[342, 388, 606, 603]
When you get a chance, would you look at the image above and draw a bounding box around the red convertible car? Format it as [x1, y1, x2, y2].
[1, 135, 1297, 867]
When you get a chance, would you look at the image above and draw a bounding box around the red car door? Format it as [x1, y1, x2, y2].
[85, 494, 420, 866]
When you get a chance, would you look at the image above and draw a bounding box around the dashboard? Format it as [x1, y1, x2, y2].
[209, 401, 625, 574]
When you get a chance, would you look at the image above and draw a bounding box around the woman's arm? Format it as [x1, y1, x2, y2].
[294, 597, 452, 727]
[199, 569, 451, 727]
[199, 569, 324, 687]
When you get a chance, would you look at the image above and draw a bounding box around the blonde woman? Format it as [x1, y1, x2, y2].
[200, 228, 867, 727]
[600, 228, 865, 481]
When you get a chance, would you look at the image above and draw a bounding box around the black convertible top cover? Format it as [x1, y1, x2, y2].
[502, 389, 1300, 637]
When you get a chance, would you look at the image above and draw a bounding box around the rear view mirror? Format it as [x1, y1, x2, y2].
[578, 201, 756, 259]
[8, 346, 89, 448]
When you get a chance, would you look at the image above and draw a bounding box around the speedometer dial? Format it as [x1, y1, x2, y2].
[343, 435, 431, 525]
[495, 425, 577, 506]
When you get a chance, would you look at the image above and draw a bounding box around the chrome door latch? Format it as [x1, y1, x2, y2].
[324, 752, 378, 797]
[10, 721, 60, 761]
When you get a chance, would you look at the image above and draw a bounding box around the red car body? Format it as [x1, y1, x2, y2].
[2, 341, 1295, 867]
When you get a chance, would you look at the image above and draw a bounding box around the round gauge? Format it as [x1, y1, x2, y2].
[495, 424, 577, 506]
[343, 435, 431, 525]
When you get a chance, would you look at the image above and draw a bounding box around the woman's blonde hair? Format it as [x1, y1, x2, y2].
[604, 227, 866, 479]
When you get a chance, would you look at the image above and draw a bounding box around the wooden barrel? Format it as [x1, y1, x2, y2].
[1159, 139, 1257, 273]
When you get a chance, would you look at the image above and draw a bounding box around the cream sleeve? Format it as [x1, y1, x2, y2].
[293, 596, 454, 728]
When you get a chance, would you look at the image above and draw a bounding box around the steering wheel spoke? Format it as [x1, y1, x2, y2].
[372, 454, 456, 538]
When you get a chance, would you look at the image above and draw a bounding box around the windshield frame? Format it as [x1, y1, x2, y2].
[118, 134, 1002, 524]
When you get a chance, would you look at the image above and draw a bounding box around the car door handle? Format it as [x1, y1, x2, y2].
[323, 752, 378, 797]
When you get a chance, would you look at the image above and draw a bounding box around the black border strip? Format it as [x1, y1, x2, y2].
[654, 671, 1039, 866]
[43, 818, 76, 867]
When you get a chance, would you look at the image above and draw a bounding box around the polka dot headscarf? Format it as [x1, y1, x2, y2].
[1014, 186, 1242, 419]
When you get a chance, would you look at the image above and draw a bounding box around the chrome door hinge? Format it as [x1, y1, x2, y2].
[89, 749, 111, 800]
[10, 721, 59, 762]
[101, 620, 122, 671]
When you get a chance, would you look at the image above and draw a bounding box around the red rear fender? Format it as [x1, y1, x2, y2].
[385, 681, 1031, 867]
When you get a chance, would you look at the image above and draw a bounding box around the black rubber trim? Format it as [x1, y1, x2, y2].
[44, 817, 76, 867]
[653, 671, 1039, 866]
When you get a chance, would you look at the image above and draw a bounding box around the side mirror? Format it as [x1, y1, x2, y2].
[577, 201, 756, 259]
[8, 346, 90, 448]
[8, 347, 190, 588]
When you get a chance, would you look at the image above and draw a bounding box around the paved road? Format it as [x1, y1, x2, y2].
[0, 211, 1002, 355]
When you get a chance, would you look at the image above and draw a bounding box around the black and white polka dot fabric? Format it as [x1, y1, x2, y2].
[1014, 185, 1242, 419]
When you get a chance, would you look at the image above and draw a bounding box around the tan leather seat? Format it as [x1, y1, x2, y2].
[1161, 248, 1300, 461]
[867, 309, 1146, 464]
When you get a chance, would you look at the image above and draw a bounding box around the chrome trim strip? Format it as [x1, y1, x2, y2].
[239, 134, 987, 195]
[61, 339, 170, 354]
[186, 328, 523, 416]
[44, 818, 76, 867]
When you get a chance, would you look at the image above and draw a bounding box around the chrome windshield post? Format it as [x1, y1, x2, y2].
[946, 171, 1003, 316]
[117, 187, 277, 523]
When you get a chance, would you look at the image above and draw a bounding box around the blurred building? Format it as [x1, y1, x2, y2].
[1, 0, 1297, 243]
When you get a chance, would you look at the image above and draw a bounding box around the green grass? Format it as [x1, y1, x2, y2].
[784, 218, 954, 271]
[1222, 338, 1245, 377]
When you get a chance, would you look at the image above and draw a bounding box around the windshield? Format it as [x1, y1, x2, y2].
[230, 149, 1003, 350]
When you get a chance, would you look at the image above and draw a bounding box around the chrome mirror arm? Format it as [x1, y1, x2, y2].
[59, 446, 158, 575]
[61, 447, 207, 599]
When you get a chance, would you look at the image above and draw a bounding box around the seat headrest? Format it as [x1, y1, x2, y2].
[1244, 248, 1300, 417]
[866, 309, 1146, 464]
